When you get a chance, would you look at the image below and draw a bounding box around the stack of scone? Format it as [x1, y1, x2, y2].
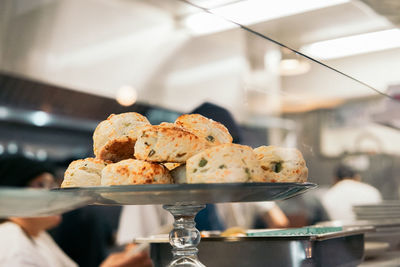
[61, 112, 308, 187]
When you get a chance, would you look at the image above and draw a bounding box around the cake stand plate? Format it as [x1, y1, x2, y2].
[59, 182, 316, 205]
[0, 187, 94, 218]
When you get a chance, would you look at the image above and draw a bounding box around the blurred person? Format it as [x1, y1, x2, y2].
[116, 205, 173, 245]
[50, 206, 122, 267]
[217, 202, 289, 229]
[271, 188, 330, 228]
[0, 155, 152, 267]
[321, 163, 382, 221]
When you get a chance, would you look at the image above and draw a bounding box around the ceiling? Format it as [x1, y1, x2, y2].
[0, 0, 398, 118]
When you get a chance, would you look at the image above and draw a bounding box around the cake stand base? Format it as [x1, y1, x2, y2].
[163, 204, 206, 267]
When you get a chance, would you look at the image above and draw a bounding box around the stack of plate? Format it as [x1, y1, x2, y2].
[353, 201, 400, 250]
[353, 201, 400, 220]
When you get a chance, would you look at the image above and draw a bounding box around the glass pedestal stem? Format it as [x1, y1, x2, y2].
[163, 204, 206, 267]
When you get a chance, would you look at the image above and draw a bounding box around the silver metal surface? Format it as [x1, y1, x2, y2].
[0, 187, 94, 218]
[57, 182, 316, 205]
[147, 231, 367, 267]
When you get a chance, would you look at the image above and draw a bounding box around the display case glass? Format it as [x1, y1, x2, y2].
[1, 0, 400, 266]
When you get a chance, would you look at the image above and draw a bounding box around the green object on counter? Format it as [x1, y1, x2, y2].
[247, 226, 343, 237]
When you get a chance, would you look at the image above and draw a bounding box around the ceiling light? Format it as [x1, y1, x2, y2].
[301, 29, 400, 60]
[31, 111, 51, 127]
[36, 149, 48, 161]
[279, 59, 311, 76]
[116, 85, 138, 106]
[182, 12, 236, 35]
[183, 0, 349, 35]
[7, 142, 18, 154]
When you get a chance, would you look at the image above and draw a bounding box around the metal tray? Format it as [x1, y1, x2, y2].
[144, 227, 372, 267]
[0, 187, 93, 218]
[57, 182, 316, 205]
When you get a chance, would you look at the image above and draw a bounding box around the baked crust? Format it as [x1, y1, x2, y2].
[62, 158, 107, 187]
[175, 114, 233, 146]
[101, 159, 172, 185]
[134, 124, 208, 163]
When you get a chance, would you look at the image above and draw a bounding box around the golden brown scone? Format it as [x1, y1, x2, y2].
[62, 158, 108, 187]
[175, 114, 233, 146]
[134, 124, 208, 163]
[101, 159, 172, 185]
[186, 144, 265, 183]
[254, 146, 308, 183]
[93, 112, 150, 162]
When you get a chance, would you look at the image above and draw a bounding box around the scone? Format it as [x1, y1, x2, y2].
[101, 159, 172, 185]
[93, 112, 150, 162]
[175, 114, 233, 146]
[62, 158, 107, 187]
[186, 144, 265, 183]
[254, 146, 308, 182]
[134, 124, 208, 163]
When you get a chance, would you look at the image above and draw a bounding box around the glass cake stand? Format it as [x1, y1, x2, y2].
[0, 187, 94, 218]
[58, 182, 316, 267]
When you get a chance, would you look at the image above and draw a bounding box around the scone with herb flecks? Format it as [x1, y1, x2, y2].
[175, 114, 232, 146]
[62, 158, 108, 187]
[93, 112, 150, 162]
[186, 143, 265, 183]
[254, 145, 308, 183]
[134, 124, 208, 163]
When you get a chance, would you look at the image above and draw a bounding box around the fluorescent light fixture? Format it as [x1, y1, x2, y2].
[182, 12, 236, 35]
[31, 111, 51, 127]
[183, 0, 349, 35]
[301, 29, 400, 60]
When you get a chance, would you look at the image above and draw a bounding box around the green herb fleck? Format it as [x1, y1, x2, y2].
[199, 158, 208, 167]
[123, 123, 131, 127]
[244, 167, 251, 180]
[206, 135, 215, 142]
[219, 164, 227, 169]
[273, 162, 283, 173]
[148, 149, 156, 157]
[176, 152, 187, 158]
[193, 169, 197, 173]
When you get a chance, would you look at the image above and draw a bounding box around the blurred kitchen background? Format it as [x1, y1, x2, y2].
[1, 0, 400, 199]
